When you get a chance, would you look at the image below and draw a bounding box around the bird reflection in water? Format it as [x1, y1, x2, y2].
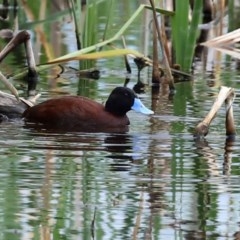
[104, 133, 142, 172]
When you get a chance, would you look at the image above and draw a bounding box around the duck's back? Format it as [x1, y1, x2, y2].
[22, 96, 130, 132]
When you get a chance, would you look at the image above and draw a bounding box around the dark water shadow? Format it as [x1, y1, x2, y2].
[22, 126, 141, 161]
[23, 121, 129, 134]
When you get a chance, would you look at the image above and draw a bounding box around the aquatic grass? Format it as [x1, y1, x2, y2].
[11, 48, 163, 80]
[69, 0, 116, 49]
[171, 1, 203, 72]
[69, 0, 114, 69]
[82, 1, 97, 49]
[69, 0, 82, 49]
[18, 1, 201, 75]
[45, 4, 173, 64]
[82, 0, 99, 69]
[99, 0, 114, 51]
[44, 49, 146, 63]
[11, 4, 175, 81]
[184, 0, 203, 71]
[171, 0, 189, 67]
[228, 0, 235, 31]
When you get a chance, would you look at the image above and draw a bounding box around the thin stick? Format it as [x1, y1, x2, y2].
[91, 207, 96, 240]
[152, 22, 160, 83]
[0, 72, 19, 100]
[225, 91, 236, 137]
[24, 36, 38, 96]
[0, 30, 30, 62]
[149, 0, 174, 89]
[194, 86, 234, 137]
[47, 4, 174, 63]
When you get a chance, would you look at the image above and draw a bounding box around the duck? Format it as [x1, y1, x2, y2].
[22, 87, 154, 132]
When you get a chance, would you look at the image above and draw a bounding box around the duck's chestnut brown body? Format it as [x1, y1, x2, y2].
[22, 87, 153, 132]
[23, 96, 130, 132]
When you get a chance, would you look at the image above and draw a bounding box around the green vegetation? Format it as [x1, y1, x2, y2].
[171, 0, 203, 71]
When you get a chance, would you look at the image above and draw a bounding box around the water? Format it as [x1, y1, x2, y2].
[1, 78, 240, 240]
[0, 1, 240, 240]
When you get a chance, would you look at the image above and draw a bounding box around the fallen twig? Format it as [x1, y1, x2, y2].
[194, 86, 235, 138]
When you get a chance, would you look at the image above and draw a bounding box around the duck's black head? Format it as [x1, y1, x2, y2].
[105, 87, 153, 116]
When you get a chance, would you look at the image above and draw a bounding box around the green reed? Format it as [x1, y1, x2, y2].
[70, 0, 82, 49]
[171, 0, 203, 72]
[13, 2, 175, 79]
[69, 0, 115, 69]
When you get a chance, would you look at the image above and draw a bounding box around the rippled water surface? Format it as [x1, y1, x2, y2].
[1, 75, 240, 240]
[1, 1, 240, 240]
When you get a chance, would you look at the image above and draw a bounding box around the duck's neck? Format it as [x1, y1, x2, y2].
[105, 105, 127, 116]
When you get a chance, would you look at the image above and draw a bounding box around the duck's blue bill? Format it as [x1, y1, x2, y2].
[131, 98, 154, 115]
